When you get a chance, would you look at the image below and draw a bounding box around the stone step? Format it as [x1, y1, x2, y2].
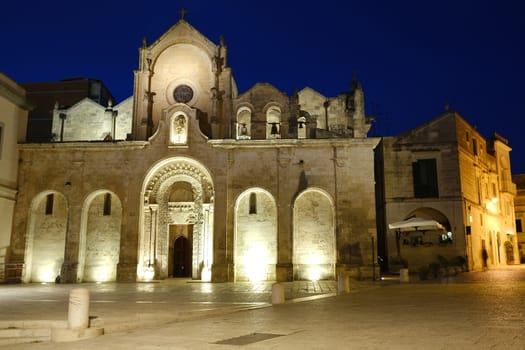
[0, 336, 49, 346]
[0, 327, 50, 338]
[0, 320, 66, 346]
[0, 320, 67, 330]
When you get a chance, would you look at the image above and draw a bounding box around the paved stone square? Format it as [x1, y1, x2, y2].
[2, 266, 525, 349]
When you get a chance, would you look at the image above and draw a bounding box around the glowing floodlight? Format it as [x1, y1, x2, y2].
[304, 253, 327, 281]
[142, 266, 155, 282]
[92, 266, 111, 283]
[201, 266, 212, 282]
[244, 244, 268, 282]
[35, 262, 60, 283]
[307, 266, 322, 281]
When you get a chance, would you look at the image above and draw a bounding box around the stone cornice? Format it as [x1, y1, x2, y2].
[0, 74, 32, 110]
[0, 184, 17, 201]
[208, 137, 381, 149]
[19, 141, 149, 151]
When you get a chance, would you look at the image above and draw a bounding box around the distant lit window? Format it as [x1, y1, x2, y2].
[465, 131, 470, 142]
[440, 231, 453, 244]
[45, 193, 54, 215]
[472, 138, 478, 156]
[412, 159, 439, 198]
[516, 219, 523, 233]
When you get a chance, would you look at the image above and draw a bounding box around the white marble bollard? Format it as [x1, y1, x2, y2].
[399, 268, 410, 283]
[68, 288, 90, 329]
[271, 283, 285, 304]
[338, 274, 350, 294]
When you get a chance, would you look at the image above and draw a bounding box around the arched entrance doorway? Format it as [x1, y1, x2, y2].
[172, 236, 191, 277]
[138, 157, 214, 281]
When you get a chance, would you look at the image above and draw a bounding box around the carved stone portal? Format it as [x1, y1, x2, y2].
[139, 158, 214, 281]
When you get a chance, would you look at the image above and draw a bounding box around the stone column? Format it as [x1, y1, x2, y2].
[201, 204, 213, 281]
[149, 204, 158, 267]
[61, 203, 82, 283]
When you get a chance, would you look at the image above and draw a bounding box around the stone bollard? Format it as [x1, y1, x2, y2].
[271, 282, 285, 304]
[68, 288, 90, 329]
[399, 268, 410, 283]
[337, 274, 350, 294]
[51, 287, 103, 342]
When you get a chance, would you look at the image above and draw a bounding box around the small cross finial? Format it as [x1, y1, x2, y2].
[179, 8, 187, 20]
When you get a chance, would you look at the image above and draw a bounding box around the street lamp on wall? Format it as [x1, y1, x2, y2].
[59, 113, 67, 141]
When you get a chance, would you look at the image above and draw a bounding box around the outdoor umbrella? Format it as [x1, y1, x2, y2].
[389, 217, 445, 257]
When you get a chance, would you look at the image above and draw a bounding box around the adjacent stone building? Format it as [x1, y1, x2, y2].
[0, 73, 30, 282]
[7, 19, 378, 283]
[22, 78, 114, 142]
[512, 174, 525, 262]
[376, 110, 518, 273]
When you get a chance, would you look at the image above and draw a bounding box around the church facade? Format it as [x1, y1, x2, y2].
[7, 19, 378, 283]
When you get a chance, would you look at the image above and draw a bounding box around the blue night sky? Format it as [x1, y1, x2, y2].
[2, 1, 524, 173]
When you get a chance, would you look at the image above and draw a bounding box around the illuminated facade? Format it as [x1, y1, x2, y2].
[376, 110, 518, 272]
[0, 73, 29, 282]
[7, 19, 378, 283]
[512, 174, 525, 262]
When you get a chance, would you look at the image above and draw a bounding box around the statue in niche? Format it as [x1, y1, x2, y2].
[171, 115, 187, 144]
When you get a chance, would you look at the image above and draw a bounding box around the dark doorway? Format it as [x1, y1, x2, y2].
[173, 236, 191, 277]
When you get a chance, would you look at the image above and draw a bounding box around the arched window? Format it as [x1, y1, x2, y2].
[103, 193, 112, 216]
[249, 193, 257, 214]
[266, 106, 281, 139]
[45, 193, 54, 215]
[297, 116, 306, 139]
[236, 108, 251, 140]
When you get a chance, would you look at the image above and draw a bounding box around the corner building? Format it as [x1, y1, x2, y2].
[8, 19, 378, 283]
[376, 111, 518, 273]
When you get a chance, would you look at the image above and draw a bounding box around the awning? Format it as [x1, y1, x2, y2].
[388, 217, 445, 232]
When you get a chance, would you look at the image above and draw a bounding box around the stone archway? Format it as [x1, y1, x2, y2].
[234, 188, 277, 281]
[393, 207, 456, 271]
[23, 191, 68, 283]
[138, 157, 214, 281]
[78, 190, 122, 282]
[293, 188, 336, 281]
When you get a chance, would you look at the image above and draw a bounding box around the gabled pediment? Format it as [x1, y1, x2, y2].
[66, 97, 105, 114]
[146, 19, 218, 58]
[238, 82, 288, 99]
[298, 86, 326, 100]
[395, 112, 459, 144]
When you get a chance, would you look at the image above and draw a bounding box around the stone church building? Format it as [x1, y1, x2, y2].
[7, 19, 378, 283]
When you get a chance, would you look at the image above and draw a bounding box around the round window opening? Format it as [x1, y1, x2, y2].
[173, 85, 194, 103]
